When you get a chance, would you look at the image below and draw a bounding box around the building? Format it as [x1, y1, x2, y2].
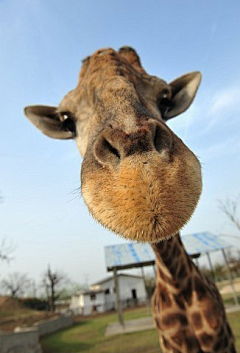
[70, 274, 147, 316]
[70, 288, 106, 316]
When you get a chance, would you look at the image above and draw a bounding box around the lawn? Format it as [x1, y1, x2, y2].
[41, 307, 240, 353]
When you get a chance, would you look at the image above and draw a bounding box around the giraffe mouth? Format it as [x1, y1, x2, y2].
[81, 147, 202, 242]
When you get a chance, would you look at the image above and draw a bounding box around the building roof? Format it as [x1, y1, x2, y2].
[91, 273, 142, 286]
[104, 232, 232, 271]
[73, 289, 104, 296]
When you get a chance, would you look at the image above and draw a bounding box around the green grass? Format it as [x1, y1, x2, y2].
[121, 306, 151, 321]
[41, 307, 159, 353]
[222, 292, 240, 306]
[41, 307, 240, 353]
[228, 311, 240, 352]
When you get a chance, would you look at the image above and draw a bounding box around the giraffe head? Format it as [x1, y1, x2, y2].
[24, 47, 202, 243]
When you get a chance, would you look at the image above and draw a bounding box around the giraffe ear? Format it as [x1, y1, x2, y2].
[163, 72, 202, 120]
[24, 105, 76, 139]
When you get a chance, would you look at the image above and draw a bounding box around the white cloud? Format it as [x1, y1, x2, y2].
[209, 87, 240, 115]
[206, 87, 240, 131]
[196, 135, 240, 162]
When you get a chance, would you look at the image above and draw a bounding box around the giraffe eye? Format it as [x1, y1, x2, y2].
[59, 112, 76, 135]
[157, 96, 171, 118]
[62, 113, 69, 121]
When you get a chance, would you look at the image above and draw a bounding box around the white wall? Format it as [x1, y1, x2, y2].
[70, 294, 83, 310]
[96, 276, 146, 301]
[82, 292, 105, 315]
[118, 276, 146, 301]
[96, 279, 115, 308]
[70, 292, 106, 316]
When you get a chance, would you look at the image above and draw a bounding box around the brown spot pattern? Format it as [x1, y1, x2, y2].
[185, 335, 200, 351]
[174, 295, 185, 310]
[194, 276, 207, 300]
[199, 332, 213, 346]
[181, 278, 192, 305]
[203, 308, 220, 330]
[160, 290, 172, 308]
[191, 312, 202, 330]
[162, 313, 188, 327]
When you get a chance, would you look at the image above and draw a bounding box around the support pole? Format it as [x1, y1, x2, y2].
[113, 268, 124, 326]
[206, 252, 215, 282]
[222, 249, 239, 306]
[152, 263, 156, 277]
[141, 266, 151, 314]
[195, 258, 199, 268]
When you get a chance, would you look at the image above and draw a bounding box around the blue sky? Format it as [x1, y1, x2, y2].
[0, 0, 240, 290]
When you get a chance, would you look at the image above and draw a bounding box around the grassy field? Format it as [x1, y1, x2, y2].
[41, 307, 240, 353]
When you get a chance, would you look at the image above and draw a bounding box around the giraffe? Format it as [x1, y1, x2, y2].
[24, 47, 236, 352]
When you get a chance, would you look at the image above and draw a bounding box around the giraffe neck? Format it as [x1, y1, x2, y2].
[150, 233, 236, 353]
[151, 233, 195, 291]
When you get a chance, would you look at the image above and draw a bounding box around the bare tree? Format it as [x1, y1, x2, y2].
[0, 193, 14, 263]
[218, 195, 240, 232]
[0, 238, 15, 263]
[1, 272, 30, 298]
[42, 265, 68, 312]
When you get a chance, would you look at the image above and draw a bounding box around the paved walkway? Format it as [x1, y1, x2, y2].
[105, 306, 240, 337]
[226, 305, 240, 313]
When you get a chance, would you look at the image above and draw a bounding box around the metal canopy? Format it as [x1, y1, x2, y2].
[181, 232, 231, 255]
[104, 232, 232, 271]
[105, 242, 154, 271]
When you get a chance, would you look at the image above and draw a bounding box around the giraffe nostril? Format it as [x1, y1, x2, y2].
[103, 138, 121, 159]
[94, 136, 121, 167]
[153, 124, 172, 153]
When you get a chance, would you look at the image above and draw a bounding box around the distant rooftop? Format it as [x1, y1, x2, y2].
[92, 273, 142, 286]
[73, 289, 104, 296]
[73, 274, 143, 296]
[104, 232, 232, 271]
